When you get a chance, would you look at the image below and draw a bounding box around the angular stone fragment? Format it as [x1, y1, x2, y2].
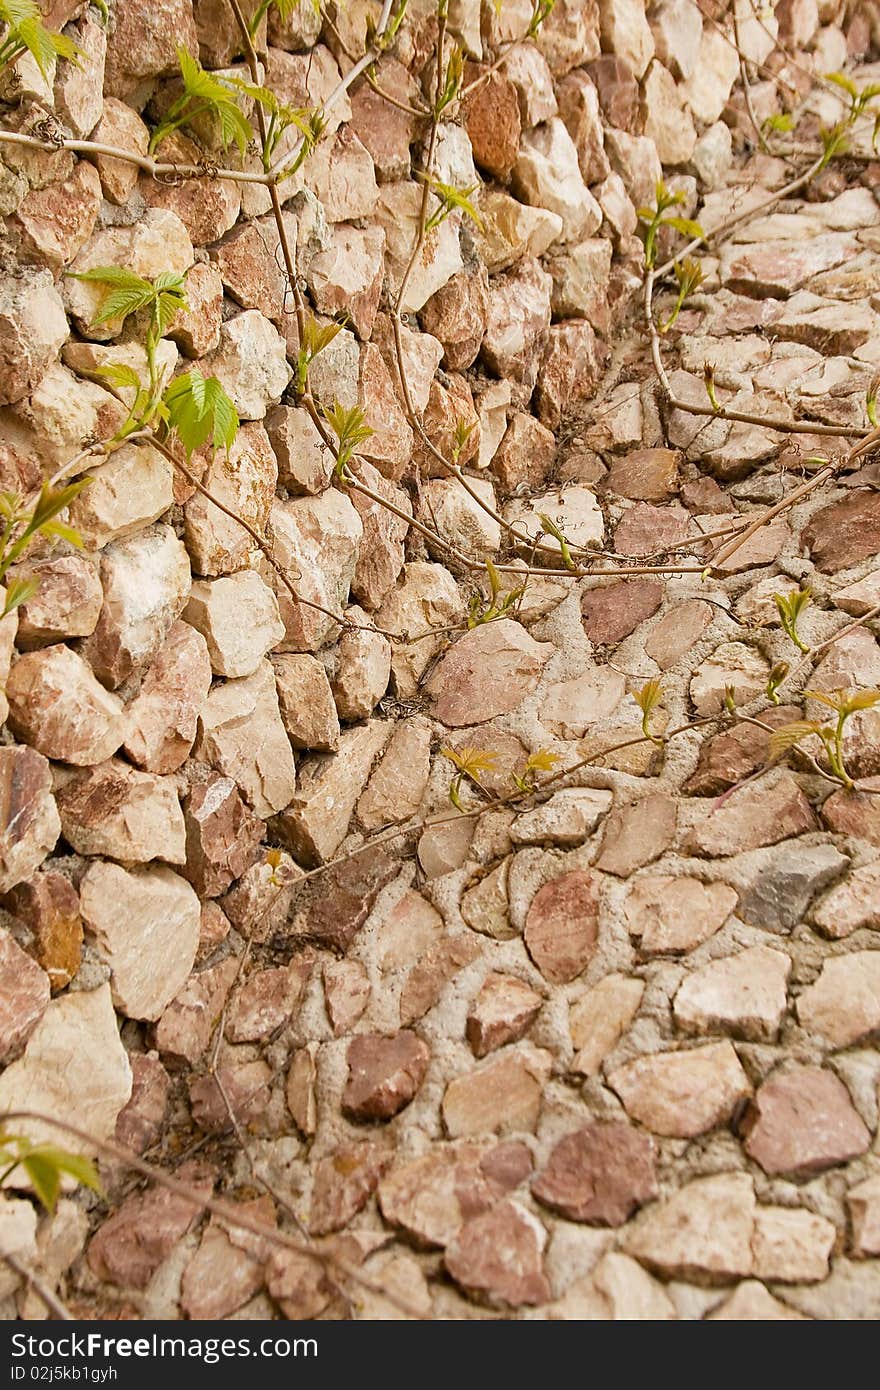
[80, 863, 200, 1022]
[708, 1281, 808, 1321]
[267, 491, 362, 651]
[309, 1141, 391, 1236]
[461, 63, 521, 178]
[180, 1216, 265, 1321]
[0, 930, 49, 1065]
[276, 720, 390, 865]
[272, 654, 339, 752]
[89, 98, 149, 204]
[7, 647, 124, 767]
[674, 946, 791, 1042]
[426, 620, 552, 727]
[85, 526, 191, 688]
[185, 571, 285, 679]
[623, 876, 738, 957]
[848, 1176, 880, 1257]
[189, 1059, 272, 1133]
[0, 270, 68, 406]
[114, 1052, 170, 1155]
[183, 775, 263, 898]
[12, 161, 102, 271]
[752, 1207, 835, 1284]
[331, 609, 391, 721]
[322, 958, 369, 1037]
[580, 580, 663, 647]
[169, 261, 223, 358]
[481, 257, 553, 385]
[0, 747, 59, 895]
[596, 794, 676, 877]
[741, 1066, 871, 1176]
[512, 119, 601, 244]
[445, 1201, 550, 1308]
[151, 957, 239, 1069]
[625, 1173, 755, 1282]
[290, 845, 397, 953]
[378, 1138, 532, 1249]
[811, 862, 880, 939]
[684, 771, 816, 856]
[13, 556, 102, 650]
[609, 1041, 752, 1138]
[532, 1122, 657, 1226]
[357, 343, 413, 482]
[202, 310, 290, 420]
[66, 443, 174, 550]
[377, 562, 465, 697]
[442, 1045, 552, 1138]
[0, 984, 131, 1169]
[374, 183, 463, 312]
[306, 224, 385, 339]
[56, 760, 186, 865]
[490, 410, 555, 494]
[196, 660, 298, 818]
[683, 705, 801, 796]
[524, 871, 600, 984]
[466, 973, 542, 1058]
[644, 599, 712, 669]
[184, 422, 278, 577]
[87, 1162, 213, 1291]
[399, 935, 482, 1028]
[796, 953, 880, 1048]
[265, 404, 332, 496]
[738, 843, 849, 933]
[343, 1032, 430, 1121]
[803, 490, 880, 574]
[1, 871, 81, 993]
[123, 621, 212, 775]
[355, 717, 429, 835]
[227, 961, 310, 1044]
[821, 781, 880, 848]
[569, 974, 644, 1076]
[139, 132, 240, 246]
[690, 642, 770, 716]
[418, 475, 501, 561]
[511, 789, 612, 848]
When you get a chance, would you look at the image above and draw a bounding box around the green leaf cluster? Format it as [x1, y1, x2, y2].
[0, 1132, 101, 1213]
[0, 0, 81, 81]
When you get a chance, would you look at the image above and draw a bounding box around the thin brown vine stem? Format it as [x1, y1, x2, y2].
[0, 1250, 73, 1320]
[321, 11, 429, 117]
[654, 145, 829, 278]
[0, 1112, 431, 1322]
[0, 130, 270, 183]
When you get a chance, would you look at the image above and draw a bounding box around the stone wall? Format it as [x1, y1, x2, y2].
[0, 0, 879, 1321]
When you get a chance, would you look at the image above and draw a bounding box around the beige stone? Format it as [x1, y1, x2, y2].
[569, 974, 645, 1076]
[185, 571, 285, 679]
[442, 1045, 552, 1137]
[6, 646, 125, 766]
[609, 1042, 752, 1138]
[196, 659, 298, 818]
[275, 720, 392, 866]
[68, 442, 174, 549]
[56, 760, 186, 865]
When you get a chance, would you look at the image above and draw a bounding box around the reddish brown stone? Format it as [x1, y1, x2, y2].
[614, 502, 690, 557]
[265, 1248, 334, 1320]
[343, 1032, 430, 1121]
[183, 775, 263, 899]
[581, 579, 663, 644]
[821, 779, 880, 847]
[291, 846, 399, 953]
[0, 929, 49, 1064]
[114, 1052, 170, 1155]
[122, 621, 212, 775]
[189, 1061, 272, 1133]
[418, 264, 490, 372]
[444, 1200, 550, 1307]
[491, 411, 556, 494]
[378, 1139, 533, 1248]
[534, 320, 606, 431]
[684, 706, 802, 796]
[0, 745, 60, 893]
[466, 973, 542, 1057]
[226, 960, 311, 1044]
[462, 63, 522, 178]
[1, 871, 82, 992]
[151, 957, 239, 1069]
[524, 871, 600, 984]
[741, 1066, 871, 1176]
[585, 55, 640, 131]
[87, 1161, 214, 1290]
[400, 936, 482, 1027]
[605, 448, 681, 502]
[308, 1141, 391, 1236]
[685, 771, 816, 856]
[531, 1122, 657, 1226]
[803, 490, 880, 573]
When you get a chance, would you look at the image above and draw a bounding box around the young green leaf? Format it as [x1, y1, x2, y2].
[1, 573, 38, 616]
[162, 370, 239, 458]
[0, 0, 81, 81]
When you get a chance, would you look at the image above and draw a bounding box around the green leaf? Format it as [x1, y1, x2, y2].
[663, 215, 704, 241]
[162, 370, 239, 458]
[1, 573, 37, 616]
[825, 70, 859, 98]
[0, 0, 82, 80]
[91, 362, 143, 393]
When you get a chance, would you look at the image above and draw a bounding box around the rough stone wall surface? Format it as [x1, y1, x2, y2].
[0, 0, 879, 1321]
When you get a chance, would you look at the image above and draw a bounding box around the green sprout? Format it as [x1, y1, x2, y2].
[774, 588, 812, 654]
